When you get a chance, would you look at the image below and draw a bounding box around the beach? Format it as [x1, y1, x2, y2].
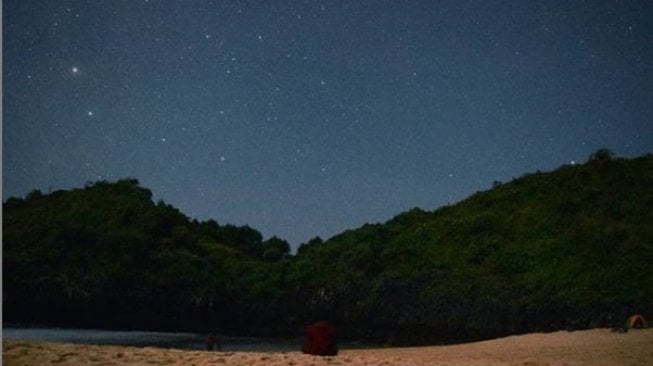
[4, 328, 652, 366]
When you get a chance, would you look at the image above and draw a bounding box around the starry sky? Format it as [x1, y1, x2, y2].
[4, 1, 653, 249]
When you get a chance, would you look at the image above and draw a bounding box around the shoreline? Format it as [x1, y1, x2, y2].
[4, 328, 653, 366]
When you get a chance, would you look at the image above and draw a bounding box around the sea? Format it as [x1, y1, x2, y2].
[2, 326, 302, 352]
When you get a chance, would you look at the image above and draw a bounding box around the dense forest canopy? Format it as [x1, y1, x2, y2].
[4, 151, 653, 344]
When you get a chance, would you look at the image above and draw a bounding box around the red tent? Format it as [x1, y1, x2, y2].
[302, 321, 338, 356]
[627, 314, 648, 329]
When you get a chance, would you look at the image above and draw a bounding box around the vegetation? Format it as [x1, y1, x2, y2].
[3, 179, 292, 335]
[4, 151, 652, 344]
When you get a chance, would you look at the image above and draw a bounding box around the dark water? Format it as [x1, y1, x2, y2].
[2, 327, 302, 352]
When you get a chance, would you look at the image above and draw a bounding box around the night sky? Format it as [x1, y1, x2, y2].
[4, 1, 653, 248]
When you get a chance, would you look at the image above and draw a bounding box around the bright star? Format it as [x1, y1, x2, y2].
[87, 111, 94, 116]
[72, 67, 79, 74]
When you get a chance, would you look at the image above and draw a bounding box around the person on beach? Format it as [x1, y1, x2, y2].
[205, 333, 222, 351]
[302, 321, 338, 356]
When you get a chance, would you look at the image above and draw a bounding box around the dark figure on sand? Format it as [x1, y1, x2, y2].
[302, 321, 338, 356]
[205, 334, 222, 351]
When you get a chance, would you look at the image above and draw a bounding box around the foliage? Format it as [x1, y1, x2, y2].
[588, 148, 615, 163]
[3, 179, 274, 333]
[4, 152, 653, 344]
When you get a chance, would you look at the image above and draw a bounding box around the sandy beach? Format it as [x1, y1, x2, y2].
[4, 328, 652, 366]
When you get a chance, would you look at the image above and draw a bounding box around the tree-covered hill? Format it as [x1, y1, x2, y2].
[3, 179, 292, 333]
[290, 151, 653, 343]
[4, 151, 652, 344]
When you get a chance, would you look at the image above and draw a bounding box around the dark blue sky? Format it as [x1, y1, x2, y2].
[4, 1, 653, 248]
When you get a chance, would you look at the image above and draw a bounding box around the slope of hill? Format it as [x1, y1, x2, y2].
[3, 179, 291, 333]
[288, 152, 653, 343]
[4, 151, 652, 344]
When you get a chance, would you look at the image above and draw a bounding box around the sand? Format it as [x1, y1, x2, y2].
[4, 328, 652, 366]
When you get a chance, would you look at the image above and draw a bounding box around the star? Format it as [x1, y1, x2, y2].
[4, 0, 650, 252]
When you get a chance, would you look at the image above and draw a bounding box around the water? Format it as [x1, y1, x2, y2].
[2, 327, 302, 352]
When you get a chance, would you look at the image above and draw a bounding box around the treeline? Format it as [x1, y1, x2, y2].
[3, 179, 293, 335]
[4, 150, 653, 344]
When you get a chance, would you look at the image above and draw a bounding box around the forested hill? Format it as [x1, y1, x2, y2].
[293, 151, 653, 343]
[3, 179, 293, 333]
[4, 150, 653, 344]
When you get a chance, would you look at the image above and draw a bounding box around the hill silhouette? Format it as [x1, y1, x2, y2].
[3, 179, 291, 333]
[290, 151, 653, 343]
[4, 150, 652, 344]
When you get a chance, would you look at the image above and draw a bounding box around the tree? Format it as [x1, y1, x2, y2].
[297, 236, 324, 255]
[262, 236, 291, 262]
[26, 189, 43, 200]
[588, 148, 615, 163]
